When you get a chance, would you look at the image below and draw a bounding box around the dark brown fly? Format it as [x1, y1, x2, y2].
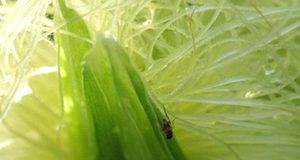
[161, 105, 173, 139]
[161, 118, 173, 139]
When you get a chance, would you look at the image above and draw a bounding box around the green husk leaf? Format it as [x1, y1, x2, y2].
[82, 34, 186, 160]
[56, 0, 94, 159]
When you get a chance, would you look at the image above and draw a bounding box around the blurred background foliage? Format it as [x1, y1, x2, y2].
[0, 0, 300, 160]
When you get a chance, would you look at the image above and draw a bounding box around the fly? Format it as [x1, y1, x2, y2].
[161, 105, 173, 139]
